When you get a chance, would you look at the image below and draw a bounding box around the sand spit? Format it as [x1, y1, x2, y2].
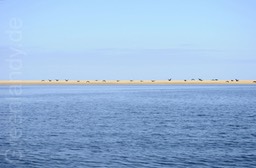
[0, 80, 256, 85]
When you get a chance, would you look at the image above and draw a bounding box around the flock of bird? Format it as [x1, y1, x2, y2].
[40, 79, 256, 83]
[168, 78, 245, 83]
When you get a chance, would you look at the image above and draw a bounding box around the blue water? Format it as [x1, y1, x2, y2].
[1, 85, 256, 168]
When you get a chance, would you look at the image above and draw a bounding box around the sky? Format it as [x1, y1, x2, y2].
[0, 0, 256, 80]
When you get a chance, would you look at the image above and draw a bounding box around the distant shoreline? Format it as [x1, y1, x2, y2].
[0, 80, 256, 85]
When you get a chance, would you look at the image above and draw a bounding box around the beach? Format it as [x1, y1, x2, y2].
[0, 80, 255, 85]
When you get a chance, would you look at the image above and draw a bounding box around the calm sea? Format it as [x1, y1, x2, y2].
[1, 85, 256, 168]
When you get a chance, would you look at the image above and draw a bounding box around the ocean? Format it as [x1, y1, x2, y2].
[1, 85, 256, 167]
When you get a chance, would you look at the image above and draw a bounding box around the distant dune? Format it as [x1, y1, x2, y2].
[0, 80, 256, 85]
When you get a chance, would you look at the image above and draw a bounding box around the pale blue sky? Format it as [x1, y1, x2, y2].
[0, 0, 256, 80]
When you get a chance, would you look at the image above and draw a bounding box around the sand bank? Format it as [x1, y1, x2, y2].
[0, 80, 256, 85]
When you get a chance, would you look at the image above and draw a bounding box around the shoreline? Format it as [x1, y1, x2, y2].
[0, 80, 256, 85]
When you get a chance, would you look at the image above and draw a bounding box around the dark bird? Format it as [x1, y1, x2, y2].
[168, 78, 172, 81]
[65, 79, 69, 82]
[198, 78, 203, 81]
[48, 80, 52, 82]
[184, 80, 187, 82]
[151, 80, 155, 82]
[235, 79, 239, 82]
